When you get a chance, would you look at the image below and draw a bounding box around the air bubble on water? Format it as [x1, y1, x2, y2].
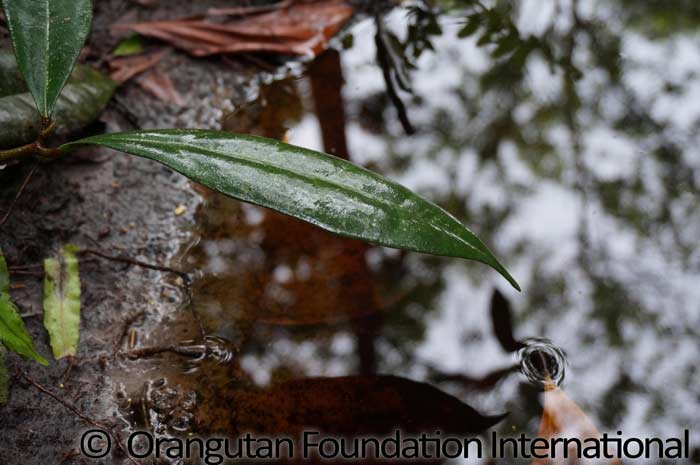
[518, 338, 566, 388]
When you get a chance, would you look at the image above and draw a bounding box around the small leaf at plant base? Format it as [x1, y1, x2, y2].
[0, 0, 93, 117]
[43, 245, 81, 359]
[0, 63, 116, 149]
[0, 295, 48, 365]
[0, 246, 47, 364]
[62, 130, 520, 290]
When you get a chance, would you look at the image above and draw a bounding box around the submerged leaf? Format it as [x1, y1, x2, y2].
[62, 130, 519, 289]
[0, 247, 47, 365]
[0, 0, 93, 116]
[43, 245, 81, 359]
[0, 63, 116, 149]
[202, 375, 506, 437]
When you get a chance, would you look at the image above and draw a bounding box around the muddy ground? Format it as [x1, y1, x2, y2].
[0, 1, 280, 463]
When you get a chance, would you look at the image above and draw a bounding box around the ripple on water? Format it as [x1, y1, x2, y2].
[519, 338, 566, 388]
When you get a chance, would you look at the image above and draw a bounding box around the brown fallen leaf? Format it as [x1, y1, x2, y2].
[533, 381, 623, 465]
[109, 48, 168, 83]
[113, 0, 354, 58]
[136, 68, 185, 106]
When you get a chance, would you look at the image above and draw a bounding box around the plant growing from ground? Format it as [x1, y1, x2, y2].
[0, 0, 519, 370]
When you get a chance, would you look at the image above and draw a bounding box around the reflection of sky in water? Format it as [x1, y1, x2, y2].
[190, 2, 700, 462]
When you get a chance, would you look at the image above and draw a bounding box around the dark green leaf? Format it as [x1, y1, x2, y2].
[62, 130, 520, 290]
[43, 245, 81, 359]
[0, 294, 47, 365]
[0, 64, 116, 149]
[0, 0, 93, 117]
[0, 246, 48, 365]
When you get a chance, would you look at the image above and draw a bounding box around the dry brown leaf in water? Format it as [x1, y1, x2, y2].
[113, 0, 354, 58]
[196, 375, 506, 465]
[533, 381, 623, 465]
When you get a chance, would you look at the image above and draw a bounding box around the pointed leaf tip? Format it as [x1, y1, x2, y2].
[1, 0, 93, 117]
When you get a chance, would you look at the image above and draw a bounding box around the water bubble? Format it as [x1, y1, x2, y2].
[518, 338, 566, 388]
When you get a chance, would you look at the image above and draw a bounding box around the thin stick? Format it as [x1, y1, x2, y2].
[16, 369, 140, 465]
[79, 249, 190, 282]
[0, 164, 38, 227]
[80, 248, 206, 339]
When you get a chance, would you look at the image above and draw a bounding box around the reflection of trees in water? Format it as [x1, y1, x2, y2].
[172, 0, 700, 454]
[351, 0, 700, 445]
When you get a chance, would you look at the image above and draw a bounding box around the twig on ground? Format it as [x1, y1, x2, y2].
[79, 248, 190, 282]
[0, 164, 39, 227]
[16, 369, 141, 465]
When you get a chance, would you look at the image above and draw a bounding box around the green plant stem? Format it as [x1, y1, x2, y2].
[0, 122, 62, 162]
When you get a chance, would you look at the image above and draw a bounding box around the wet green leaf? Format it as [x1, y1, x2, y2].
[0, 294, 48, 365]
[0, 246, 47, 365]
[62, 130, 520, 289]
[43, 245, 81, 359]
[0, 0, 93, 117]
[0, 64, 116, 149]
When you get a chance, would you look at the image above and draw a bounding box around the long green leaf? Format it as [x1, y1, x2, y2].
[63, 131, 520, 289]
[43, 245, 81, 359]
[0, 63, 116, 149]
[0, 0, 93, 117]
[0, 247, 47, 365]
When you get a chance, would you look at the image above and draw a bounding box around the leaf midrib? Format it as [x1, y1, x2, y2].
[109, 136, 486, 258]
[43, 0, 50, 115]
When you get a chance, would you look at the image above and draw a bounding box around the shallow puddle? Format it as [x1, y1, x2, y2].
[112, 2, 700, 463]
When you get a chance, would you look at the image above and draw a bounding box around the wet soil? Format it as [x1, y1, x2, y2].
[0, 1, 276, 463]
